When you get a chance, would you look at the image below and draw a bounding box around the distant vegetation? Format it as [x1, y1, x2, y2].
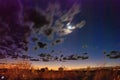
[0, 62, 120, 80]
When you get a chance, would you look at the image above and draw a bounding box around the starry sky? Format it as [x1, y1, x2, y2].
[0, 0, 120, 70]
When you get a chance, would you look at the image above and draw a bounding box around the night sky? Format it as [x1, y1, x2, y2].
[0, 0, 120, 70]
[28, 0, 120, 69]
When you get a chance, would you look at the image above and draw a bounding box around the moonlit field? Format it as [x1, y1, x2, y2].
[0, 0, 120, 80]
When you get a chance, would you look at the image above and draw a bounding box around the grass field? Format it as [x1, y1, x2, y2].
[0, 66, 120, 80]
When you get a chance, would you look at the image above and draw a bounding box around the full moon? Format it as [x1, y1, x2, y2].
[67, 23, 76, 30]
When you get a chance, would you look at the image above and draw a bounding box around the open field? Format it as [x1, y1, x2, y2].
[0, 66, 120, 80]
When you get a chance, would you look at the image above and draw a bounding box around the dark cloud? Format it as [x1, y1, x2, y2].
[63, 57, 67, 60]
[110, 51, 118, 55]
[51, 50, 55, 53]
[54, 56, 59, 61]
[83, 52, 88, 55]
[30, 58, 39, 61]
[105, 50, 120, 59]
[0, 0, 85, 62]
[11, 54, 19, 59]
[37, 52, 89, 62]
[44, 28, 53, 36]
[81, 56, 89, 60]
[20, 55, 33, 59]
[62, 54, 89, 61]
[0, 0, 31, 57]
[0, 0, 51, 58]
[42, 58, 49, 62]
[56, 39, 61, 43]
[31, 37, 38, 42]
[51, 38, 64, 46]
[67, 54, 78, 60]
[0, 53, 6, 59]
[40, 27, 54, 40]
[38, 53, 52, 58]
[51, 43, 55, 46]
[38, 53, 47, 57]
[37, 42, 47, 48]
[33, 46, 38, 50]
[25, 8, 49, 29]
[23, 46, 28, 51]
[0, 0, 22, 26]
[109, 55, 120, 59]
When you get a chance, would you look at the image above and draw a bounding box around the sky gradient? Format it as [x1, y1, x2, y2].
[0, 0, 120, 70]
[28, 0, 120, 69]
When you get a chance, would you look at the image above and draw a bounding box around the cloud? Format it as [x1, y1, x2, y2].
[30, 58, 39, 61]
[59, 2, 80, 22]
[37, 42, 47, 48]
[31, 37, 38, 42]
[57, 28, 73, 36]
[76, 20, 86, 29]
[40, 26, 54, 40]
[51, 38, 65, 46]
[0, 0, 34, 56]
[20, 54, 33, 59]
[31, 2, 84, 38]
[27, 1, 86, 53]
[0, 53, 6, 59]
[27, 8, 49, 29]
[38, 53, 47, 57]
[34, 52, 89, 62]
[0, 0, 86, 59]
[106, 50, 120, 59]
[82, 44, 88, 49]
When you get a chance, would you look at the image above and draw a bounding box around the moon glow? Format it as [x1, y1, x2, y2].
[66, 23, 76, 30]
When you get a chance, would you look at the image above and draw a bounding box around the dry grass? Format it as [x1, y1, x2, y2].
[0, 62, 120, 80]
[0, 61, 38, 80]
